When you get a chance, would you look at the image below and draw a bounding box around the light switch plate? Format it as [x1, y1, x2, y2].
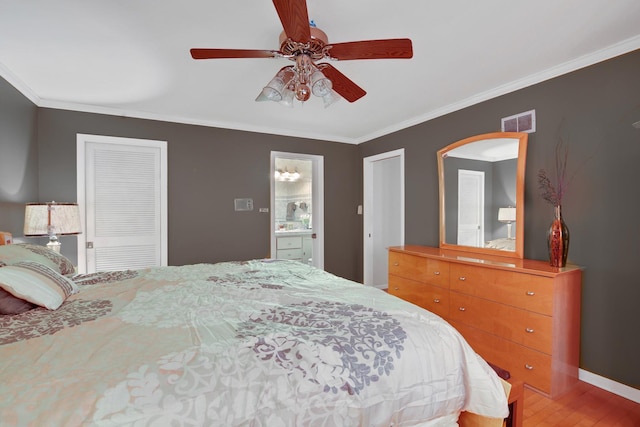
[234, 198, 254, 211]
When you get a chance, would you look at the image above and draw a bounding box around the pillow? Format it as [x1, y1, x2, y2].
[0, 288, 38, 315]
[0, 261, 78, 310]
[0, 243, 76, 276]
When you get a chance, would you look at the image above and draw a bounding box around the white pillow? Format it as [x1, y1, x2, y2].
[0, 262, 78, 310]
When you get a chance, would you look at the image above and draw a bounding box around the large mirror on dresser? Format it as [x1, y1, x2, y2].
[437, 132, 528, 259]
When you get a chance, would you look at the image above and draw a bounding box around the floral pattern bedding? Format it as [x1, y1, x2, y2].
[0, 260, 508, 426]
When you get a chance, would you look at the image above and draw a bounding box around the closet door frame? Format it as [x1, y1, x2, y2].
[76, 134, 167, 273]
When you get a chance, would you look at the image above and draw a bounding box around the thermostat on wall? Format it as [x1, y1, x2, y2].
[234, 198, 254, 211]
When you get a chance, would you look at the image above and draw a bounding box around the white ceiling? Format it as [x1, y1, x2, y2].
[446, 138, 519, 162]
[1, 0, 639, 145]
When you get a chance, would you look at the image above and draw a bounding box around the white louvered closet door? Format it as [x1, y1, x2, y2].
[78, 135, 167, 273]
[456, 169, 484, 247]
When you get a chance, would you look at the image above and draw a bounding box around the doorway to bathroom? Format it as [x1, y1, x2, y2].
[270, 152, 324, 270]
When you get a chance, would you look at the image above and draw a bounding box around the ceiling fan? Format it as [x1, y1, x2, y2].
[190, 0, 413, 107]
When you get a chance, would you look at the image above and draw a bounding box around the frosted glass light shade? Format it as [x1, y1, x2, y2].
[311, 70, 332, 97]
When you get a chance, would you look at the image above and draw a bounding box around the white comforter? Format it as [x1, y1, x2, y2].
[0, 259, 508, 426]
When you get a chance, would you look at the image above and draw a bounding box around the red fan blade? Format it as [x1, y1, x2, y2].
[272, 0, 310, 42]
[326, 38, 413, 60]
[317, 63, 366, 103]
[190, 48, 279, 59]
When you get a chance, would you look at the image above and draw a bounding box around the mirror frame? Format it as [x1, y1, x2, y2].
[437, 131, 528, 259]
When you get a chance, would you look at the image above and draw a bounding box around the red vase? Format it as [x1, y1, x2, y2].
[547, 205, 570, 267]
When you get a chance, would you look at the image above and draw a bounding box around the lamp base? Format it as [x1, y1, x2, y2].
[507, 223, 513, 240]
[46, 239, 61, 253]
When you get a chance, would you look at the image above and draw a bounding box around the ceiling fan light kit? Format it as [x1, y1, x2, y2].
[255, 54, 339, 108]
[190, 0, 413, 108]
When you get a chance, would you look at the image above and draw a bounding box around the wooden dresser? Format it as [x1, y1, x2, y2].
[388, 245, 582, 399]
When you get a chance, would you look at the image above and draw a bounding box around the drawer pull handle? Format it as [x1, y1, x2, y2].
[526, 291, 535, 296]
[525, 328, 535, 333]
[433, 299, 440, 303]
[394, 287, 399, 291]
[525, 364, 534, 370]
[393, 262, 399, 266]
[458, 277, 466, 281]
[434, 271, 440, 276]
[458, 307, 466, 311]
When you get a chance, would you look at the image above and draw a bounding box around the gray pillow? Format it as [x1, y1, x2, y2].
[0, 288, 37, 315]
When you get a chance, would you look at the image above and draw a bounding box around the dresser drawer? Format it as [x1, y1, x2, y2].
[277, 236, 303, 250]
[389, 251, 450, 287]
[449, 264, 553, 315]
[451, 320, 552, 394]
[389, 275, 449, 318]
[276, 248, 303, 260]
[449, 291, 552, 354]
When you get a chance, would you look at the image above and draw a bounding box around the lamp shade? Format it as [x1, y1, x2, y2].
[498, 207, 516, 223]
[24, 202, 82, 236]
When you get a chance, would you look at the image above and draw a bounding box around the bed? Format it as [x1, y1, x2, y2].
[484, 238, 516, 251]
[0, 244, 509, 426]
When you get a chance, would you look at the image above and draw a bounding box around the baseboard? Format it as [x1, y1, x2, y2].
[579, 369, 640, 403]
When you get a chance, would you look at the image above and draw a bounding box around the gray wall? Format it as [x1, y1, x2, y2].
[0, 87, 362, 281]
[359, 49, 640, 389]
[0, 77, 39, 233]
[1, 48, 638, 390]
[35, 109, 362, 282]
[492, 159, 517, 240]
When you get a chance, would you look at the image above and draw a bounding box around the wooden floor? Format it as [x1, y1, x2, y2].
[523, 381, 640, 426]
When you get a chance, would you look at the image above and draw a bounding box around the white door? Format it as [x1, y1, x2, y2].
[457, 169, 484, 247]
[363, 149, 404, 288]
[270, 152, 324, 269]
[77, 134, 167, 273]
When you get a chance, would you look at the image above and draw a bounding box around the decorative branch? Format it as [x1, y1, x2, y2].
[538, 136, 570, 206]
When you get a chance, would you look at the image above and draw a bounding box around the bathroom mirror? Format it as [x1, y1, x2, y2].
[437, 132, 528, 259]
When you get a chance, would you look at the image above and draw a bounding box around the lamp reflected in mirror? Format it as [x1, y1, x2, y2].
[498, 206, 516, 239]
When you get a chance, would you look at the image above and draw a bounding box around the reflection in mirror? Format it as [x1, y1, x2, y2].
[274, 158, 313, 232]
[438, 132, 528, 259]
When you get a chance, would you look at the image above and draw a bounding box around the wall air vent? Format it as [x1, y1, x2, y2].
[501, 109, 536, 133]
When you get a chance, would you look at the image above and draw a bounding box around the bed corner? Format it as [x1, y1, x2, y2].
[459, 378, 518, 427]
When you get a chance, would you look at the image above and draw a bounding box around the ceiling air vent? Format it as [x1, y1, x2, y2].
[501, 109, 536, 133]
